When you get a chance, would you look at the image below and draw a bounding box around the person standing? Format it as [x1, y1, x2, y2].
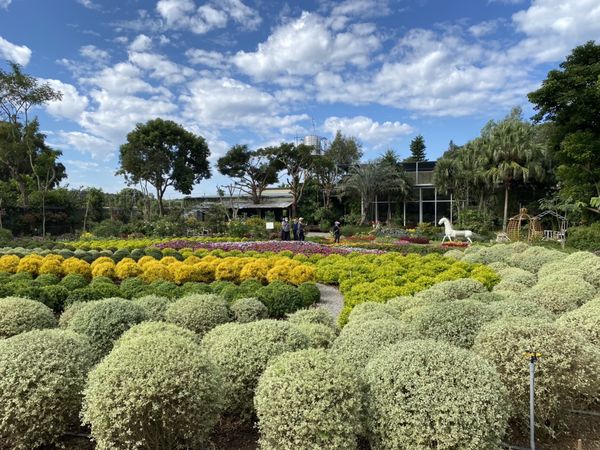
[298, 217, 306, 242]
[281, 218, 290, 241]
[292, 218, 299, 241]
[333, 221, 341, 243]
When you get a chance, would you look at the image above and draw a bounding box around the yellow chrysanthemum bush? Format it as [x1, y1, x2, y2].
[215, 257, 248, 282]
[140, 261, 174, 283]
[91, 261, 116, 280]
[115, 259, 142, 280]
[90, 257, 114, 270]
[0, 254, 20, 273]
[62, 257, 92, 279]
[170, 262, 205, 284]
[288, 265, 316, 286]
[39, 258, 64, 277]
[137, 255, 158, 269]
[192, 260, 219, 283]
[16, 254, 44, 275]
[239, 259, 270, 283]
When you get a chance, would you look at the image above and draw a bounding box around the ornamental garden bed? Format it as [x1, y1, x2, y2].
[0, 241, 599, 449]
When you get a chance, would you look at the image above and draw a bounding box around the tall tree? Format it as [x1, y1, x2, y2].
[0, 63, 63, 207]
[271, 142, 314, 217]
[314, 131, 362, 208]
[217, 144, 282, 204]
[407, 135, 427, 162]
[528, 41, 600, 216]
[118, 118, 211, 216]
[379, 149, 411, 221]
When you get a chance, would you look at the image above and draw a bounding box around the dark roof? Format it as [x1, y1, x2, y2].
[402, 161, 436, 172]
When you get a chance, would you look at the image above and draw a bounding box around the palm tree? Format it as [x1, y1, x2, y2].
[379, 150, 412, 221]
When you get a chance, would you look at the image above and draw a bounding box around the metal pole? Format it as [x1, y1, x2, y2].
[529, 358, 536, 450]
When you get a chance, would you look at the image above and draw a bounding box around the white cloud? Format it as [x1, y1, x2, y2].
[55, 131, 116, 160]
[64, 159, 100, 170]
[185, 48, 226, 68]
[79, 45, 110, 62]
[180, 77, 308, 130]
[81, 62, 164, 96]
[156, 0, 260, 34]
[331, 0, 392, 18]
[42, 79, 89, 121]
[0, 0, 12, 9]
[0, 36, 32, 65]
[323, 116, 413, 146]
[77, 0, 99, 8]
[129, 34, 153, 52]
[232, 12, 380, 81]
[469, 20, 501, 38]
[509, 0, 600, 63]
[128, 51, 195, 83]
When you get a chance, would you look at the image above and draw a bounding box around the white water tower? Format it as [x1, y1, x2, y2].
[303, 135, 326, 156]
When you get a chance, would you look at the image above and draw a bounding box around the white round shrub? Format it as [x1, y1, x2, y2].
[487, 299, 556, 321]
[255, 349, 363, 450]
[364, 339, 510, 450]
[0, 297, 56, 338]
[201, 320, 309, 418]
[498, 267, 537, 286]
[287, 307, 336, 330]
[557, 297, 600, 344]
[165, 293, 231, 338]
[508, 246, 564, 273]
[524, 277, 596, 314]
[230, 297, 269, 323]
[296, 323, 337, 348]
[83, 333, 223, 450]
[115, 321, 198, 348]
[0, 329, 94, 449]
[347, 301, 401, 323]
[132, 294, 173, 321]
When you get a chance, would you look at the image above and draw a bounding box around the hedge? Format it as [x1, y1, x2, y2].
[165, 294, 231, 338]
[0, 297, 57, 338]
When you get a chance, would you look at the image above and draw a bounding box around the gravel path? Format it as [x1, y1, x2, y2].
[316, 283, 344, 319]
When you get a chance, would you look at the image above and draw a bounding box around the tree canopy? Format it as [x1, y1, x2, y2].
[407, 135, 427, 162]
[118, 118, 211, 216]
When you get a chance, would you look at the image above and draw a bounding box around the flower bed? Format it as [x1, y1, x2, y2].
[64, 236, 248, 250]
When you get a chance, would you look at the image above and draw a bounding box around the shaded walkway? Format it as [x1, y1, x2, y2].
[316, 283, 344, 320]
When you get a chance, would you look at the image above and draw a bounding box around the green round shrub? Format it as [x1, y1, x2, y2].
[331, 319, 414, 368]
[35, 273, 60, 286]
[498, 267, 537, 287]
[296, 323, 337, 349]
[0, 297, 57, 338]
[65, 286, 105, 306]
[563, 252, 600, 288]
[210, 280, 236, 294]
[115, 321, 198, 348]
[347, 301, 401, 324]
[297, 282, 320, 307]
[473, 318, 600, 436]
[557, 297, 600, 344]
[492, 280, 528, 293]
[255, 349, 362, 450]
[67, 298, 147, 360]
[487, 299, 556, 321]
[201, 320, 309, 418]
[238, 279, 263, 297]
[287, 307, 336, 330]
[257, 281, 304, 318]
[112, 248, 130, 262]
[10, 272, 33, 282]
[508, 246, 564, 273]
[524, 277, 596, 314]
[144, 248, 163, 259]
[82, 333, 223, 450]
[165, 294, 231, 338]
[90, 276, 115, 286]
[230, 297, 269, 323]
[468, 291, 505, 303]
[386, 295, 431, 313]
[424, 278, 486, 300]
[220, 284, 243, 302]
[0, 283, 12, 297]
[60, 273, 88, 290]
[180, 282, 212, 296]
[0, 329, 94, 450]
[41, 285, 70, 312]
[400, 299, 495, 348]
[133, 294, 173, 321]
[59, 301, 88, 328]
[90, 282, 122, 299]
[364, 339, 510, 450]
[119, 277, 147, 299]
[130, 248, 145, 260]
[12, 284, 44, 302]
[148, 280, 181, 299]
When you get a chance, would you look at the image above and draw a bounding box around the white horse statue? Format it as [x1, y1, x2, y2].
[438, 217, 473, 244]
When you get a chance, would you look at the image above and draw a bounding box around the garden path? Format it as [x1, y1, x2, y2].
[316, 283, 344, 319]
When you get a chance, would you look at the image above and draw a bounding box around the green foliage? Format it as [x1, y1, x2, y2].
[40, 285, 69, 312]
[35, 273, 60, 286]
[407, 134, 426, 162]
[296, 323, 337, 349]
[65, 286, 105, 306]
[230, 297, 269, 323]
[119, 277, 147, 299]
[133, 294, 173, 321]
[297, 281, 320, 307]
[524, 276, 596, 314]
[487, 299, 556, 321]
[66, 298, 147, 360]
[92, 219, 124, 238]
[473, 318, 600, 436]
[557, 297, 600, 345]
[347, 301, 401, 323]
[257, 280, 305, 318]
[165, 294, 231, 338]
[364, 340, 510, 450]
[0, 296, 56, 338]
[82, 333, 223, 450]
[210, 279, 235, 294]
[114, 321, 198, 348]
[60, 274, 91, 292]
[287, 307, 336, 330]
[0, 329, 94, 450]
[201, 320, 309, 418]
[331, 319, 414, 369]
[255, 349, 362, 450]
[568, 223, 600, 252]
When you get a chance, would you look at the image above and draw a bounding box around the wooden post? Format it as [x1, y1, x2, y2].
[577, 438, 582, 450]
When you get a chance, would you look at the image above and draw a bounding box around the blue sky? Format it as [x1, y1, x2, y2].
[1, 0, 599, 198]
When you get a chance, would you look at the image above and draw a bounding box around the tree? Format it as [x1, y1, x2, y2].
[407, 135, 427, 162]
[118, 118, 211, 216]
[0, 63, 63, 207]
[314, 131, 362, 208]
[485, 109, 547, 229]
[528, 41, 600, 216]
[81, 188, 105, 231]
[271, 143, 314, 217]
[217, 145, 281, 204]
[379, 149, 411, 221]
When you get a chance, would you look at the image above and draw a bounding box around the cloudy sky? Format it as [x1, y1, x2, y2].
[1, 0, 599, 197]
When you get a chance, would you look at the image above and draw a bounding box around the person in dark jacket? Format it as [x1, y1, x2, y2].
[298, 218, 306, 242]
[333, 221, 341, 243]
[281, 218, 290, 241]
[292, 218, 299, 241]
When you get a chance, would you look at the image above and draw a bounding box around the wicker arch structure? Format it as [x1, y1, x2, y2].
[534, 210, 568, 242]
[506, 208, 542, 242]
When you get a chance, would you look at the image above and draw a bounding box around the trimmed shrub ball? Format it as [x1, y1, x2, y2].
[115, 321, 198, 348]
[467, 291, 505, 303]
[296, 323, 337, 349]
[133, 294, 173, 321]
[165, 294, 231, 338]
[40, 284, 70, 312]
[401, 299, 495, 348]
[497, 267, 537, 287]
[148, 280, 181, 299]
[473, 318, 600, 436]
[331, 319, 414, 369]
[66, 298, 147, 360]
[423, 278, 487, 300]
[255, 349, 362, 450]
[287, 307, 336, 331]
[82, 333, 223, 450]
[201, 320, 309, 419]
[386, 295, 431, 313]
[0, 329, 94, 449]
[60, 273, 89, 290]
[365, 339, 510, 450]
[59, 301, 88, 328]
[297, 282, 321, 307]
[0, 296, 57, 338]
[257, 281, 304, 318]
[230, 297, 269, 323]
[524, 277, 596, 314]
[180, 282, 212, 296]
[487, 298, 556, 321]
[347, 301, 401, 324]
[35, 273, 61, 286]
[557, 297, 600, 344]
[118, 277, 147, 299]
